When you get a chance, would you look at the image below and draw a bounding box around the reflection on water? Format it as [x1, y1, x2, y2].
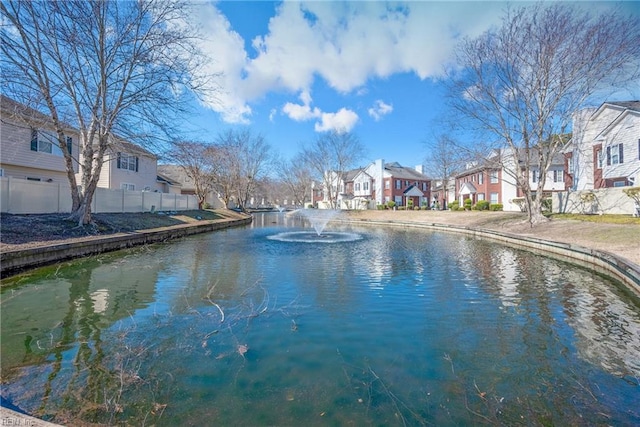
[1, 212, 639, 426]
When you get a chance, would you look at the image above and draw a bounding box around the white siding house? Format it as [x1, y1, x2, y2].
[90, 139, 159, 192]
[567, 101, 640, 190]
[0, 95, 80, 182]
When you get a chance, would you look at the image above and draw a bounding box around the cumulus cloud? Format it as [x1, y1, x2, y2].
[315, 108, 359, 133]
[368, 100, 393, 121]
[282, 91, 358, 133]
[193, 5, 252, 123]
[192, 1, 505, 124]
[282, 91, 322, 121]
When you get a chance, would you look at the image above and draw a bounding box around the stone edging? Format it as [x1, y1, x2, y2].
[1, 215, 252, 279]
[338, 218, 640, 297]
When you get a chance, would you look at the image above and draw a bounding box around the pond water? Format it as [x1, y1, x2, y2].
[1, 212, 639, 426]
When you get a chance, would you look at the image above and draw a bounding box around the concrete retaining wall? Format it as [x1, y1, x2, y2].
[339, 218, 640, 298]
[1, 216, 252, 278]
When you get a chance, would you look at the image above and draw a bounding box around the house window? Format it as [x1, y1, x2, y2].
[531, 170, 539, 183]
[569, 154, 575, 174]
[478, 173, 483, 185]
[363, 182, 369, 191]
[65, 136, 72, 156]
[395, 180, 401, 189]
[121, 183, 135, 191]
[596, 150, 603, 169]
[0, 168, 3, 177]
[553, 170, 564, 183]
[490, 171, 498, 183]
[385, 180, 390, 190]
[490, 192, 499, 204]
[478, 193, 485, 201]
[613, 181, 625, 188]
[606, 144, 624, 165]
[31, 128, 52, 154]
[30, 129, 72, 156]
[117, 152, 139, 172]
[355, 183, 360, 191]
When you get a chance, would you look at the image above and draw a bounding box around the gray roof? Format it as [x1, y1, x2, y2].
[605, 100, 640, 111]
[2, 95, 155, 157]
[384, 162, 429, 180]
[0, 95, 76, 130]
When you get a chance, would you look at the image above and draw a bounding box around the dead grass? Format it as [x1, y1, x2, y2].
[547, 213, 640, 225]
[0, 209, 228, 250]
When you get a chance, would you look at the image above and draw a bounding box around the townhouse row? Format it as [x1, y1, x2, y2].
[2, 95, 638, 213]
[0, 95, 207, 203]
[315, 101, 639, 212]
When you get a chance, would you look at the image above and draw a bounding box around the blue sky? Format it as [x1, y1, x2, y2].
[180, 1, 639, 168]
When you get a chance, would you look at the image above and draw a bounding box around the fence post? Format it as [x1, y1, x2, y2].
[8, 176, 12, 213]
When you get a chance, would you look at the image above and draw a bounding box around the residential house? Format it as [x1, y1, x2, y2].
[381, 162, 431, 208]
[456, 156, 507, 208]
[325, 159, 431, 209]
[566, 101, 640, 190]
[455, 149, 566, 212]
[157, 164, 224, 208]
[92, 137, 162, 192]
[0, 95, 79, 182]
[1, 96, 173, 194]
[430, 178, 457, 209]
[336, 168, 375, 209]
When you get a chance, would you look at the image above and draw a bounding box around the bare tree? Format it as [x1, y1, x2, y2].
[447, 3, 640, 224]
[1, 0, 209, 224]
[302, 131, 365, 209]
[276, 153, 314, 207]
[168, 141, 217, 209]
[214, 129, 273, 212]
[424, 134, 467, 209]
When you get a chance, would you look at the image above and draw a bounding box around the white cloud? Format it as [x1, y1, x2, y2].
[368, 100, 393, 121]
[315, 108, 359, 133]
[192, 2, 505, 124]
[282, 91, 358, 133]
[282, 90, 322, 121]
[194, 5, 252, 123]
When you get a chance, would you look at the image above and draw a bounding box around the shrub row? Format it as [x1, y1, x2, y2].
[449, 200, 503, 211]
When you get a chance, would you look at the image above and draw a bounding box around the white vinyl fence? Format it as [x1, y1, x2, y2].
[552, 187, 639, 216]
[1, 177, 198, 214]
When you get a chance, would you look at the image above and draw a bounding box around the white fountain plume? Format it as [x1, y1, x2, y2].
[292, 209, 340, 236]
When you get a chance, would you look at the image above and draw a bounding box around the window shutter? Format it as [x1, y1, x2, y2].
[135, 156, 139, 172]
[31, 129, 38, 151]
[117, 152, 121, 169]
[606, 147, 611, 165]
[66, 136, 72, 155]
[619, 144, 624, 164]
